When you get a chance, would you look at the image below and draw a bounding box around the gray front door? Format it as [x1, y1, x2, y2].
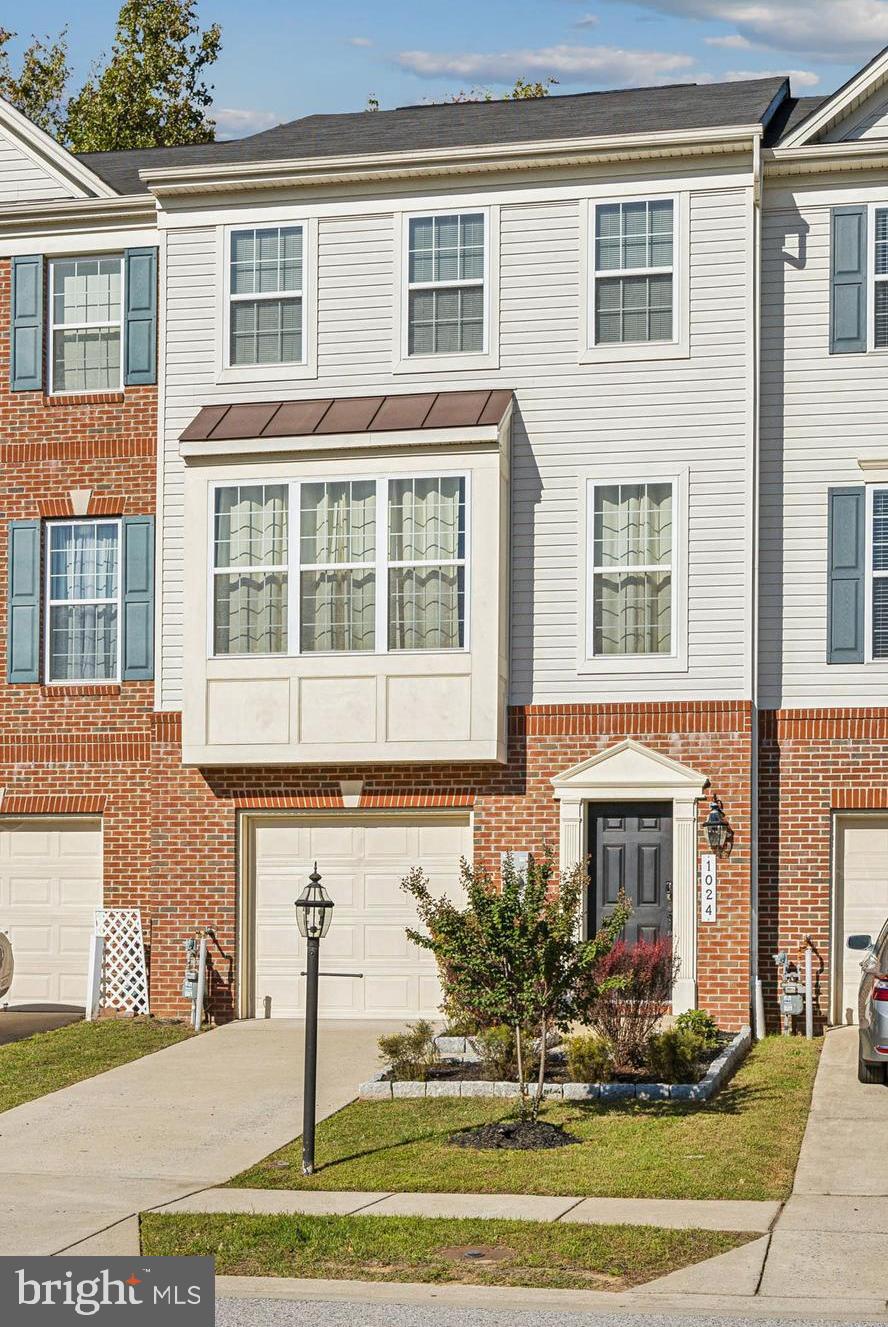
[588, 803, 673, 944]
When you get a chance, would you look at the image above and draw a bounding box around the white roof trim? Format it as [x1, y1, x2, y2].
[551, 737, 709, 798]
[780, 47, 888, 150]
[0, 97, 117, 200]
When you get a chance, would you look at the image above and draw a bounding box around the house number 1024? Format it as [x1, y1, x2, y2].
[700, 853, 717, 923]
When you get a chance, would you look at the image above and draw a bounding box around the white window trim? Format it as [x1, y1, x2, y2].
[216, 218, 318, 383]
[393, 205, 500, 374]
[864, 482, 888, 661]
[577, 466, 689, 676]
[47, 254, 125, 396]
[207, 472, 471, 659]
[44, 518, 123, 685]
[579, 192, 690, 364]
[868, 202, 888, 353]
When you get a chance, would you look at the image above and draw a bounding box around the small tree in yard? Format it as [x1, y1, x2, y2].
[403, 848, 629, 1121]
[578, 936, 679, 1069]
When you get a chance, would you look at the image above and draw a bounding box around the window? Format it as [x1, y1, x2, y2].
[875, 210, 888, 349]
[229, 226, 304, 366]
[211, 476, 468, 656]
[49, 256, 123, 393]
[589, 482, 673, 656]
[593, 200, 674, 346]
[871, 488, 888, 657]
[407, 213, 485, 356]
[45, 520, 121, 681]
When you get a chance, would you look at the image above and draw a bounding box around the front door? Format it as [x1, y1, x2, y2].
[588, 802, 673, 944]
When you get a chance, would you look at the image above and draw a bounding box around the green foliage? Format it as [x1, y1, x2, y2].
[674, 1009, 720, 1050]
[646, 1028, 706, 1084]
[402, 848, 629, 1119]
[378, 1020, 439, 1082]
[442, 76, 558, 104]
[0, 27, 70, 140]
[564, 1032, 614, 1084]
[471, 1024, 540, 1080]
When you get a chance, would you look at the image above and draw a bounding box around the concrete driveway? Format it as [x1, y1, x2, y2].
[0, 1018, 396, 1257]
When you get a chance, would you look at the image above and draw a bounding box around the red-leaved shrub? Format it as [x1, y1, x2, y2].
[577, 937, 679, 1069]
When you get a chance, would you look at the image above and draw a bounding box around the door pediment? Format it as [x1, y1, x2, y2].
[552, 738, 708, 801]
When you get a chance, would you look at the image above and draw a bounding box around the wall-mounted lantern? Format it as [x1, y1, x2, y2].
[704, 796, 733, 857]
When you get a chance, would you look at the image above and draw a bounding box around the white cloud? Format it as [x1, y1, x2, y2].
[605, 1, 888, 61]
[724, 68, 821, 88]
[394, 43, 698, 87]
[347, 36, 373, 47]
[703, 33, 751, 49]
[211, 107, 279, 139]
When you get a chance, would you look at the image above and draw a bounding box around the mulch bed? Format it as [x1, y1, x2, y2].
[448, 1119, 580, 1151]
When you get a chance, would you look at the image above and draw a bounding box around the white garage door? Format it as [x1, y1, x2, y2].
[0, 818, 103, 1009]
[252, 813, 471, 1018]
[835, 816, 888, 1024]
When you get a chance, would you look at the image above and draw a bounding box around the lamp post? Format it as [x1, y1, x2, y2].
[294, 863, 334, 1176]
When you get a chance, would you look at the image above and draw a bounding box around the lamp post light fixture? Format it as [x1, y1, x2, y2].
[294, 863, 334, 1176]
[704, 796, 733, 856]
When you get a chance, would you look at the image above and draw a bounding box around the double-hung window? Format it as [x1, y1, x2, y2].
[874, 210, 888, 348]
[228, 226, 304, 366]
[45, 520, 121, 681]
[407, 213, 485, 356]
[871, 487, 888, 657]
[589, 481, 673, 657]
[593, 200, 674, 346]
[49, 256, 123, 393]
[211, 476, 468, 656]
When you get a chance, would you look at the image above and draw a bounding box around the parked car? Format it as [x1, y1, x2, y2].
[848, 923, 888, 1084]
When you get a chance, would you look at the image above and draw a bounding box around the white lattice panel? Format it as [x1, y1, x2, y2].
[95, 909, 150, 1015]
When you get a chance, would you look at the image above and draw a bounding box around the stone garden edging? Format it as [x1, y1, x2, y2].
[358, 1025, 752, 1103]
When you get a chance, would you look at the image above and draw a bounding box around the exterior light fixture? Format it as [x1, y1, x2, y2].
[294, 865, 334, 940]
[704, 796, 732, 856]
[294, 863, 334, 1175]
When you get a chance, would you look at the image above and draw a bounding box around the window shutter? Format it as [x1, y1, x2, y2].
[831, 207, 867, 354]
[10, 255, 43, 391]
[827, 486, 865, 664]
[121, 515, 155, 680]
[6, 520, 41, 683]
[123, 247, 157, 386]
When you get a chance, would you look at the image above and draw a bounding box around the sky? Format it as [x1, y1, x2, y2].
[10, 1, 888, 138]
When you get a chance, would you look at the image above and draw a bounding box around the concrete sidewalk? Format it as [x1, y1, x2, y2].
[0, 1019, 397, 1258]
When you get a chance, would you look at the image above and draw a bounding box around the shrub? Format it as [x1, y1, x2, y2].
[565, 1033, 614, 1083]
[470, 1024, 538, 1079]
[578, 937, 679, 1069]
[675, 1008, 720, 1050]
[646, 1028, 706, 1084]
[378, 1020, 439, 1081]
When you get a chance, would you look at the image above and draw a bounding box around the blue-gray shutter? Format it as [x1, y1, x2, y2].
[10, 255, 43, 391]
[827, 486, 865, 664]
[121, 515, 155, 679]
[6, 520, 41, 683]
[123, 247, 157, 385]
[831, 206, 867, 354]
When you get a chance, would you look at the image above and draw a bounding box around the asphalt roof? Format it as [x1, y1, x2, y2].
[763, 95, 827, 148]
[76, 76, 788, 195]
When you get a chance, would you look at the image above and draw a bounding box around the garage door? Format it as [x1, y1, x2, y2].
[835, 816, 888, 1024]
[252, 813, 471, 1018]
[0, 818, 103, 1008]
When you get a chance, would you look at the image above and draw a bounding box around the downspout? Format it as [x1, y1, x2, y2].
[749, 128, 764, 1022]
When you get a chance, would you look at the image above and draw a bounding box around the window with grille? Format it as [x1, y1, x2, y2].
[229, 226, 304, 366]
[50, 256, 123, 393]
[388, 477, 466, 649]
[872, 488, 888, 657]
[875, 210, 888, 349]
[213, 485, 289, 654]
[45, 520, 121, 681]
[407, 213, 485, 356]
[589, 482, 673, 656]
[594, 200, 674, 346]
[300, 481, 376, 652]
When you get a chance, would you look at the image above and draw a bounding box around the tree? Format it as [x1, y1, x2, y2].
[0, 27, 70, 140]
[403, 848, 629, 1121]
[65, 1, 222, 151]
[443, 76, 558, 104]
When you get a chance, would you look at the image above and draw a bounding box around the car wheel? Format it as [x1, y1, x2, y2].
[858, 1045, 887, 1084]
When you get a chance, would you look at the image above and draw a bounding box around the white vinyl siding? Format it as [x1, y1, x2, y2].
[0, 133, 80, 203]
[49, 256, 123, 393]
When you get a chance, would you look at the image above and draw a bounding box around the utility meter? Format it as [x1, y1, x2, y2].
[182, 936, 199, 1001]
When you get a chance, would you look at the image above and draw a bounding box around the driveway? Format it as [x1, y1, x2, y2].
[0, 1019, 396, 1257]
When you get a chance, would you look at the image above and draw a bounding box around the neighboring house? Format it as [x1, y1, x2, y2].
[3, 53, 888, 1033]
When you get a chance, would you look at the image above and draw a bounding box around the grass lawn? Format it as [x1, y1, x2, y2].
[0, 1017, 193, 1113]
[140, 1211, 751, 1291]
[232, 1036, 820, 1202]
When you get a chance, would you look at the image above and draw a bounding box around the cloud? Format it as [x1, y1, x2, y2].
[724, 68, 821, 88]
[394, 43, 698, 87]
[347, 36, 373, 47]
[604, 1, 888, 61]
[703, 33, 750, 49]
[573, 13, 601, 26]
[211, 107, 279, 139]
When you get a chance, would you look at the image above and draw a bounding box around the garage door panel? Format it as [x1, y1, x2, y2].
[837, 816, 888, 1024]
[8, 875, 52, 906]
[362, 823, 413, 856]
[309, 825, 362, 859]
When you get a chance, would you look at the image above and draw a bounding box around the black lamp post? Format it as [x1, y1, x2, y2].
[294, 863, 334, 1176]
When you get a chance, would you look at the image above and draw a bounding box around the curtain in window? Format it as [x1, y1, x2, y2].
[213, 485, 288, 654]
[48, 522, 119, 680]
[593, 483, 672, 655]
[300, 481, 375, 652]
[388, 477, 465, 649]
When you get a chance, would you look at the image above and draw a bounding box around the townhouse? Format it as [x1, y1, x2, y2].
[1, 52, 887, 1033]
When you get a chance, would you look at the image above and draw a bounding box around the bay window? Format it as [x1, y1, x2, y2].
[213, 484, 288, 655]
[299, 481, 376, 652]
[45, 520, 121, 681]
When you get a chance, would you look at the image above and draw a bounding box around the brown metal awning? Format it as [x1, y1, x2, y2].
[180, 388, 514, 444]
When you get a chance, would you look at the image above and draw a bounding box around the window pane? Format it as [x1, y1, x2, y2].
[230, 226, 302, 295]
[52, 257, 121, 325]
[53, 327, 121, 391]
[389, 477, 465, 561]
[593, 571, 672, 655]
[215, 485, 288, 569]
[49, 522, 118, 601]
[48, 604, 118, 681]
[595, 200, 673, 274]
[876, 282, 888, 350]
[874, 576, 888, 659]
[213, 573, 288, 655]
[593, 483, 672, 569]
[595, 274, 673, 344]
[230, 297, 302, 365]
[408, 287, 484, 355]
[874, 491, 888, 572]
[300, 569, 375, 652]
[408, 213, 485, 287]
[389, 566, 464, 650]
[877, 210, 888, 277]
[300, 481, 375, 566]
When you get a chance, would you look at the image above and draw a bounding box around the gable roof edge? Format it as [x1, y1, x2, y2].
[780, 45, 888, 149]
[0, 97, 117, 200]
